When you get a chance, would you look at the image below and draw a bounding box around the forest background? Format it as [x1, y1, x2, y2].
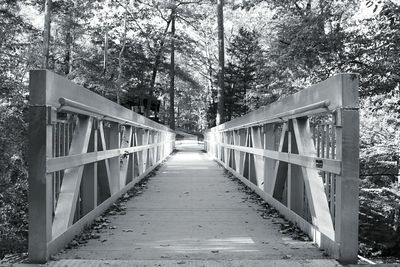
[0, 0, 399, 262]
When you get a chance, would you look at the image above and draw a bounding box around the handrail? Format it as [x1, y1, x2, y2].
[58, 97, 163, 132]
[215, 100, 331, 132]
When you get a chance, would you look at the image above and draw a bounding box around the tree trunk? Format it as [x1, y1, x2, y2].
[169, 9, 176, 130]
[43, 0, 52, 69]
[65, 29, 72, 74]
[116, 7, 128, 105]
[216, 0, 225, 125]
[149, 11, 173, 96]
[65, 1, 75, 75]
[103, 28, 109, 74]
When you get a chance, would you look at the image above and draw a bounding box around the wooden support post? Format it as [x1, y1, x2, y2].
[81, 120, 98, 215]
[334, 76, 359, 264]
[28, 105, 55, 263]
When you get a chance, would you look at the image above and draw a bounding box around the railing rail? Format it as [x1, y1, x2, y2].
[28, 70, 175, 263]
[205, 74, 359, 264]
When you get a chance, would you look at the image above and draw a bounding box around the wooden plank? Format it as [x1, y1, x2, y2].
[292, 118, 335, 240]
[52, 116, 93, 238]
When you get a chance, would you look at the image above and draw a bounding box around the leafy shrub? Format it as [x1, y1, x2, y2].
[0, 94, 29, 258]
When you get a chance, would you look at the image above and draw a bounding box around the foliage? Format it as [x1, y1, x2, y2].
[224, 28, 263, 119]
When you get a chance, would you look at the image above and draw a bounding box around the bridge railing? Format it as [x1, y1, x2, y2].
[28, 70, 175, 262]
[205, 74, 359, 264]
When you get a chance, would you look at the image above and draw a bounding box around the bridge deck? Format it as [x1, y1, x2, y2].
[51, 142, 339, 266]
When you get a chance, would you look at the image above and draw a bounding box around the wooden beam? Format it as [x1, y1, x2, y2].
[52, 116, 93, 238]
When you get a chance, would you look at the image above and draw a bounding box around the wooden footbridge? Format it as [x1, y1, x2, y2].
[28, 70, 359, 265]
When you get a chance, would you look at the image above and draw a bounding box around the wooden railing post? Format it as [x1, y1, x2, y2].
[28, 71, 53, 262]
[334, 75, 359, 264]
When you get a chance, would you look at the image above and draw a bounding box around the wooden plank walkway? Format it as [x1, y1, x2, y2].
[50, 142, 340, 267]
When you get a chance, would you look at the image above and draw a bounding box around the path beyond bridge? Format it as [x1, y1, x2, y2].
[49, 142, 339, 267]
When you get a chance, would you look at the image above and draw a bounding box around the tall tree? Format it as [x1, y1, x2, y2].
[216, 0, 225, 125]
[116, 1, 128, 104]
[169, 6, 176, 130]
[43, 0, 52, 69]
[225, 28, 263, 119]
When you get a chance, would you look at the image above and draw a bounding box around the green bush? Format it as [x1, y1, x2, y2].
[0, 94, 29, 258]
